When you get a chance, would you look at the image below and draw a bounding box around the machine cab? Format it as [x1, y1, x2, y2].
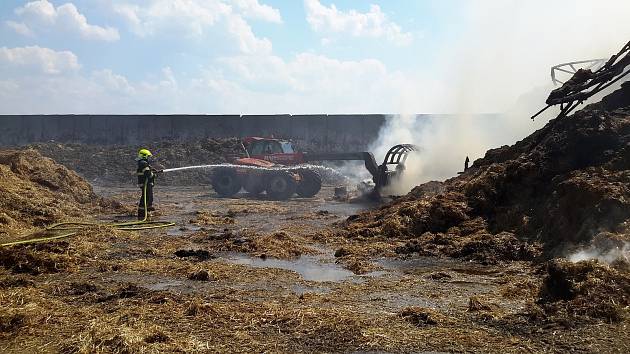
[243, 137, 302, 164]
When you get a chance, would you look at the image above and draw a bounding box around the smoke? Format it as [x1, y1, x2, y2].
[568, 232, 630, 265]
[366, 1, 630, 195]
[370, 113, 515, 191]
[569, 242, 630, 265]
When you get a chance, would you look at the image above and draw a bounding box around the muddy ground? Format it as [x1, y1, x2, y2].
[1, 184, 628, 353]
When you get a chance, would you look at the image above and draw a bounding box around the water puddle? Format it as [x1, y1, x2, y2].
[377, 256, 500, 276]
[291, 284, 331, 295]
[376, 257, 460, 275]
[362, 270, 389, 278]
[167, 225, 201, 236]
[225, 254, 355, 282]
[167, 229, 183, 236]
[365, 292, 440, 310]
[322, 202, 370, 217]
[108, 274, 214, 294]
[450, 266, 501, 276]
[146, 280, 184, 291]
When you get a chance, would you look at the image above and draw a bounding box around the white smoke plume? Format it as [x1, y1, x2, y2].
[569, 242, 630, 265]
[367, 1, 630, 195]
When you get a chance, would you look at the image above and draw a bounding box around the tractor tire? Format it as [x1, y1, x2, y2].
[243, 174, 265, 195]
[296, 169, 322, 198]
[265, 171, 297, 200]
[211, 168, 241, 197]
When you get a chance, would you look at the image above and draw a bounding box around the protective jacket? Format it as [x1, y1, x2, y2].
[137, 158, 155, 186]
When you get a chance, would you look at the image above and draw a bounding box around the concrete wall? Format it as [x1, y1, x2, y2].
[0, 114, 403, 152]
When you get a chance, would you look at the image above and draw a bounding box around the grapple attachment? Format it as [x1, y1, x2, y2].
[373, 144, 420, 195]
[382, 144, 417, 165]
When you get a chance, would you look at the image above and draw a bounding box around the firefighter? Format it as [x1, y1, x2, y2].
[136, 148, 157, 220]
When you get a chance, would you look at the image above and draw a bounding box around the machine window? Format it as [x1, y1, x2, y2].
[281, 142, 294, 153]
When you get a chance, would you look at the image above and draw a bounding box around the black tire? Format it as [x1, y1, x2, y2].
[296, 169, 322, 198]
[265, 171, 297, 200]
[211, 168, 241, 197]
[243, 174, 265, 195]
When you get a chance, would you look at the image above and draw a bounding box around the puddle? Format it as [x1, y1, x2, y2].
[323, 202, 370, 217]
[377, 257, 499, 277]
[225, 254, 355, 282]
[167, 225, 201, 236]
[450, 267, 501, 276]
[365, 292, 440, 310]
[291, 284, 331, 295]
[377, 257, 459, 275]
[146, 280, 184, 291]
[362, 270, 389, 278]
[108, 274, 221, 294]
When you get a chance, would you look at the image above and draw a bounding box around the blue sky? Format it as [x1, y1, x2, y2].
[0, 1, 459, 75]
[0, 0, 628, 114]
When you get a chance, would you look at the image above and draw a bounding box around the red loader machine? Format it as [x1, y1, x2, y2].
[210, 137, 418, 200]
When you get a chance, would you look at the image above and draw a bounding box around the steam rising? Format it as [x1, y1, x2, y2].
[569, 242, 630, 265]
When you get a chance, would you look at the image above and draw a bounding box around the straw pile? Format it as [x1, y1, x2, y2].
[342, 86, 630, 263]
[0, 149, 119, 241]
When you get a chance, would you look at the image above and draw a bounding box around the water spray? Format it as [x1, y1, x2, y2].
[162, 163, 350, 185]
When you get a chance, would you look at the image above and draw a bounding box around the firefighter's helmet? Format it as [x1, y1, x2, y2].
[138, 148, 152, 159]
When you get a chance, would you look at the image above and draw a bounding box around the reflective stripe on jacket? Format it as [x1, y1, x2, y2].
[137, 159, 154, 185]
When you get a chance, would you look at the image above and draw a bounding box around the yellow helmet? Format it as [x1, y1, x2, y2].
[138, 148, 152, 159]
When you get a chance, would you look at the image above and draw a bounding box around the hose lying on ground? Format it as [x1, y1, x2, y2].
[0, 180, 175, 247]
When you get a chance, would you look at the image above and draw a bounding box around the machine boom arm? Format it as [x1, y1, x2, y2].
[303, 152, 379, 177]
[303, 144, 419, 194]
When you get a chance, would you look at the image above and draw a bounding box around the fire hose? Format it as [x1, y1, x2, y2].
[0, 179, 175, 247]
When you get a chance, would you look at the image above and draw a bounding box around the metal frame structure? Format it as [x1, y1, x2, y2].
[532, 40, 630, 120]
[551, 59, 606, 85]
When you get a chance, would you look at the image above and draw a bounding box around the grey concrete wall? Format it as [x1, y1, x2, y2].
[0, 114, 426, 152]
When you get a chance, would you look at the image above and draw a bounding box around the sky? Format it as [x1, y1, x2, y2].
[0, 0, 629, 114]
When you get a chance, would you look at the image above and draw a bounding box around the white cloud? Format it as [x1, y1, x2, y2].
[304, 0, 412, 46]
[10, 0, 119, 41]
[230, 0, 282, 23]
[0, 46, 80, 75]
[188, 52, 442, 114]
[113, 0, 230, 37]
[0, 45, 442, 115]
[225, 13, 272, 54]
[160, 67, 178, 89]
[5, 20, 34, 36]
[0, 63, 186, 114]
[92, 69, 136, 95]
[113, 0, 273, 54]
